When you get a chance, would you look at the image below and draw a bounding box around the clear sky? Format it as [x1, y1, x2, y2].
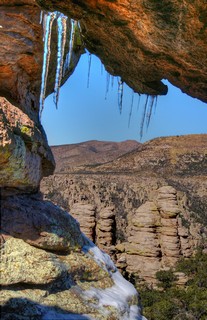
[42, 52, 207, 146]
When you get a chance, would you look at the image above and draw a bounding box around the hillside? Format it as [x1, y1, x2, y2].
[41, 134, 207, 286]
[51, 140, 141, 172]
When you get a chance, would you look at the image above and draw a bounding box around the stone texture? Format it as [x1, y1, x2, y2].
[0, 97, 54, 190]
[70, 203, 96, 241]
[1, 193, 85, 251]
[0, 194, 140, 320]
[1, 237, 67, 285]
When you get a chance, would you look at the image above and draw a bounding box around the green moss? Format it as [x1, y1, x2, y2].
[20, 125, 31, 136]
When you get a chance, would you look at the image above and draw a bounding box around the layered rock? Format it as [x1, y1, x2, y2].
[42, 135, 207, 286]
[96, 207, 115, 250]
[70, 203, 96, 241]
[125, 186, 196, 284]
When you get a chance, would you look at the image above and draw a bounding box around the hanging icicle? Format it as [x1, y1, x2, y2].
[87, 52, 92, 88]
[118, 78, 124, 114]
[40, 10, 43, 24]
[153, 96, 158, 115]
[63, 19, 77, 75]
[39, 11, 56, 116]
[53, 13, 68, 108]
[128, 90, 134, 128]
[105, 72, 111, 100]
[140, 95, 149, 139]
[137, 94, 141, 112]
[146, 95, 156, 129]
[111, 75, 114, 89]
[39, 10, 81, 116]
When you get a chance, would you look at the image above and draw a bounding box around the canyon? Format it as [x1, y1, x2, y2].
[0, 0, 207, 319]
[41, 135, 207, 286]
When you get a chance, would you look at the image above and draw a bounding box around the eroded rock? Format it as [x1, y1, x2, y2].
[0, 194, 142, 320]
[0, 97, 54, 190]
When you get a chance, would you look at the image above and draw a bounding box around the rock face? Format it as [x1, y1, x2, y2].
[36, 0, 207, 102]
[0, 97, 54, 191]
[0, 4, 143, 317]
[1, 0, 207, 107]
[41, 135, 207, 285]
[0, 0, 207, 318]
[1, 194, 142, 320]
[0, 2, 84, 190]
[125, 186, 198, 285]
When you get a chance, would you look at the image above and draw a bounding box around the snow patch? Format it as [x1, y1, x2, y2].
[83, 236, 145, 320]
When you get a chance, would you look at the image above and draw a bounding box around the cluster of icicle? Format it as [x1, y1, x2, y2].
[39, 11, 79, 116]
[100, 68, 157, 139]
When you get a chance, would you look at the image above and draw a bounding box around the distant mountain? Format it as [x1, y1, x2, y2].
[79, 134, 207, 177]
[51, 140, 141, 172]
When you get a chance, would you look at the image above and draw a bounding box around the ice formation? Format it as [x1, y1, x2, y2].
[53, 13, 68, 108]
[128, 90, 134, 127]
[39, 11, 56, 116]
[87, 52, 92, 88]
[39, 11, 79, 115]
[83, 237, 145, 320]
[140, 95, 157, 138]
[118, 77, 124, 114]
[63, 19, 78, 75]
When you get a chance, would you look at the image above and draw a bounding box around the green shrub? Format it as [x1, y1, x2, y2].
[156, 269, 177, 289]
[139, 252, 207, 320]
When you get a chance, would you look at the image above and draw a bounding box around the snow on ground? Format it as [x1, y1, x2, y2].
[82, 236, 146, 320]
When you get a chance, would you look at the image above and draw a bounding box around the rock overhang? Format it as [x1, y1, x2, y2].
[36, 0, 207, 102]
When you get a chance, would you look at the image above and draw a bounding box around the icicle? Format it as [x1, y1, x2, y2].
[105, 72, 110, 100]
[40, 10, 43, 24]
[39, 11, 56, 116]
[87, 53, 92, 88]
[118, 78, 124, 114]
[140, 95, 149, 139]
[137, 94, 141, 112]
[153, 96, 158, 115]
[53, 13, 68, 108]
[146, 95, 155, 129]
[111, 76, 114, 89]
[63, 19, 77, 75]
[128, 90, 134, 128]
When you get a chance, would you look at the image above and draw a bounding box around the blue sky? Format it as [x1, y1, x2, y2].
[42, 52, 207, 146]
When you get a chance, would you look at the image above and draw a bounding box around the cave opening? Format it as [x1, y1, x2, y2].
[41, 52, 207, 146]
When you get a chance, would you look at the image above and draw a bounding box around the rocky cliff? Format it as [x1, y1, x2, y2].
[1, 192, 143, 319]
[41, 135, 207, 286]
[0, 2, 146, 319]
[0, 0, 207, 318]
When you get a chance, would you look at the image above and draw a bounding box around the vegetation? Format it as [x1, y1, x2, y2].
[139, 251, 207, 320]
